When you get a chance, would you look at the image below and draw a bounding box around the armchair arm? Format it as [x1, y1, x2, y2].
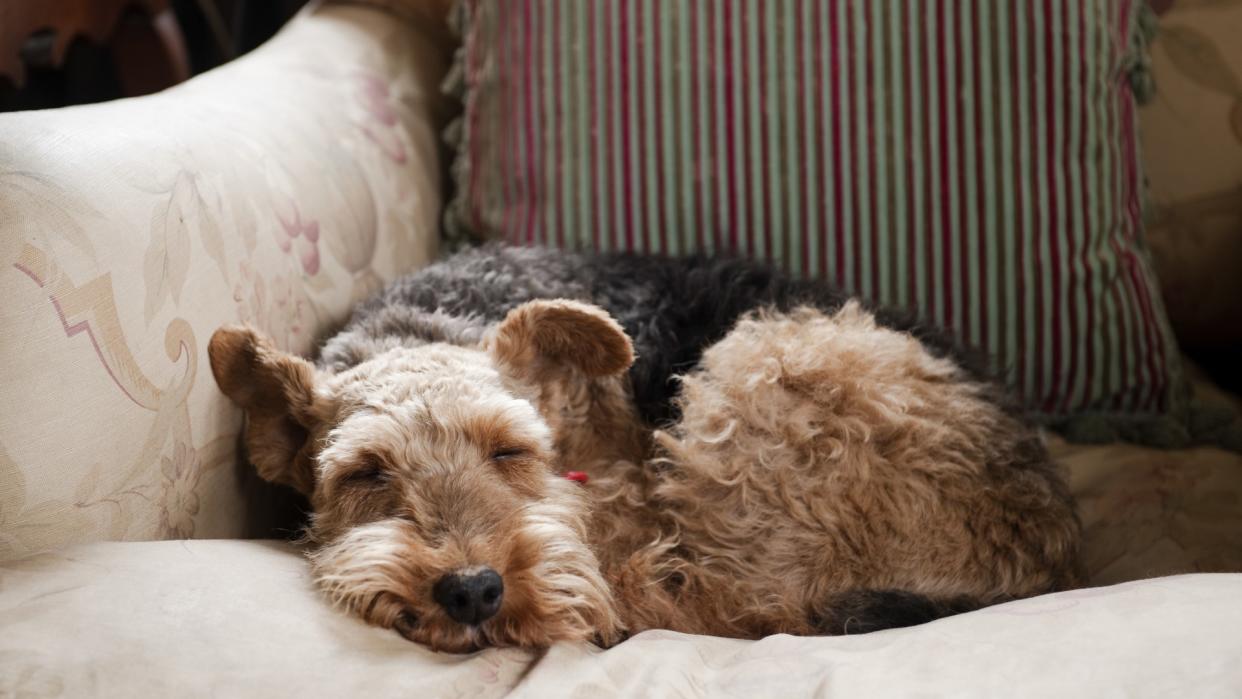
[0, 2, 448, 557]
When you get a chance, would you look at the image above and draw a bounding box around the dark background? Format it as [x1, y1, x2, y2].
[1, 0, 309, 112]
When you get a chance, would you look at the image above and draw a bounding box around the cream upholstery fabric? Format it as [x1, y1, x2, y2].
[1, 540, 1239, 698]
[0, 4, 445, 558]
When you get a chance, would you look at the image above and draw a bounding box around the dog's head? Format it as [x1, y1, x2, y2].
[208, 300, 632, 652]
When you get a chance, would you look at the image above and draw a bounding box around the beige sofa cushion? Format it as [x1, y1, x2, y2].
[1058, 437, 1242, 584]
[1, 540, 1239, 697]
[0, 4, 445, 559]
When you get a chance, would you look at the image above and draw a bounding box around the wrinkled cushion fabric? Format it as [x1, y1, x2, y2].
[1, 540, 1240, 697]
[1052, 434, 1242, 583]
[0, 5, 443, 560]
[446, 0, 1184, 429]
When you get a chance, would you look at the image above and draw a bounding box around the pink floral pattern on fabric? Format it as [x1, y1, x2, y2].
[352, 70, 409, 164]
[233, 260, 313, 351]
[275, 205, 323, 276]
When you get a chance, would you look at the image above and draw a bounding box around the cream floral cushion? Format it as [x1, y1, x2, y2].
[0, 4, 446, 559]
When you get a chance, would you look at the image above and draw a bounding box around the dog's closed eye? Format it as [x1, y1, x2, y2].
[490, 447, 528, 462]
[342, 454, 391, 487]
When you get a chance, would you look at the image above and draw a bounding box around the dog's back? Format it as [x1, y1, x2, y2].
[320, 244, 990, 427]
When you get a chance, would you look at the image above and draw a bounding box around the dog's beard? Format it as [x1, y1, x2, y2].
[496, 494, 623, 647]
[307, 490, 621, 652]
[308, 520, 427, 628]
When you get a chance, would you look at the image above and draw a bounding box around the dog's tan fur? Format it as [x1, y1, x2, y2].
[210, 299, 1081, 652]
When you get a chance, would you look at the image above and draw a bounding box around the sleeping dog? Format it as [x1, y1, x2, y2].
[209, 244, 1081, 652]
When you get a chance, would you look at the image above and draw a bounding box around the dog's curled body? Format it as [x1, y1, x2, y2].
[210, 244, 1081, 651]
[319, 244, 984, 425]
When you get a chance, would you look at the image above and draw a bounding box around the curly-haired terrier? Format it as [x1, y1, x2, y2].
[209, 244, 1081, 653]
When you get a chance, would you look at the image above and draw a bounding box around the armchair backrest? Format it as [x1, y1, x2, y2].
[0, 3, 447, 560]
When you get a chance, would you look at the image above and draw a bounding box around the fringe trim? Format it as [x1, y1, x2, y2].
[442, 0, 485, 251]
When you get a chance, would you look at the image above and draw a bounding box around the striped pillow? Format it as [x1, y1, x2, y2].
[445, 0, 1184, 427]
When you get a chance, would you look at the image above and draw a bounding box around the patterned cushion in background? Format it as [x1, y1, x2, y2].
[1141, 0, 1242, 352]
[446, 0, 1197, 440]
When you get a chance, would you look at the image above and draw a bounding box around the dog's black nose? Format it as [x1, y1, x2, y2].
[433, 568, 504, 625]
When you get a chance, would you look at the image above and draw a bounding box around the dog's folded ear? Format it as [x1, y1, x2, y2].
[491, 300, 634, 379]
[208, 325, 323, 496]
